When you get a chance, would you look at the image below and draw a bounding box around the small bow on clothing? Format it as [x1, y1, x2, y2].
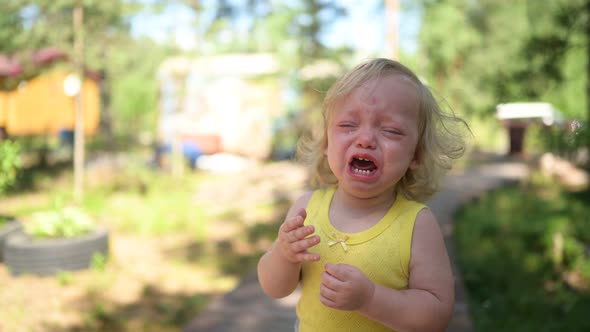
[328, 232, 349, 252]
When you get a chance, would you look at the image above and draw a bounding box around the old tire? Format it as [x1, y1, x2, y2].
[0, 219, 22, 262]
[4, 226, 109, 276]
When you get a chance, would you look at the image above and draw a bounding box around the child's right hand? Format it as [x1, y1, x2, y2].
[277, 208, 321, 264]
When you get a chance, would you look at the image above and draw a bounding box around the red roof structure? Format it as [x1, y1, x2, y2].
[32, 47, 68, 66]
[0, 55, 23, 77]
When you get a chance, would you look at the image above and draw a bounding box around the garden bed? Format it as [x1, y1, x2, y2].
[0, 217, 21, 261]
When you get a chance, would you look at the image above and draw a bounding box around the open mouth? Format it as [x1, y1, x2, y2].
[349, 156, 378, 175]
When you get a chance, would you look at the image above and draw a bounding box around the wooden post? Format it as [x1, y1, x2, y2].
[586, 0, 590, 151]
[385, 0, 399, 60]
[73, 1, 85, 202]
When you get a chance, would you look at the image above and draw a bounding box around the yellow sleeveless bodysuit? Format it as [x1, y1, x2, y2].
[296, 187, 427, 332]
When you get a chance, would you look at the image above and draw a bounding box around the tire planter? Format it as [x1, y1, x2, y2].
[0, 218, 22, 262]
[4, 226, 109, 276]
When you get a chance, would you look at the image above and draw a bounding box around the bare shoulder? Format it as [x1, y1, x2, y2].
[414, 208, 442, 236]
[411, 208, 446, 257]
[285, 190, 315, 218]
[409, 207, 453, 290]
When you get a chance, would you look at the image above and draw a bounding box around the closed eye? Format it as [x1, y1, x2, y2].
[383, 129, 403, 135]
[337, 122, 356, 128]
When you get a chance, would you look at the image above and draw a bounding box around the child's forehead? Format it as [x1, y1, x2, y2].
[345, 74, 419, 105]
[358, 73, 416, 91]
[325, 72, 422, 122]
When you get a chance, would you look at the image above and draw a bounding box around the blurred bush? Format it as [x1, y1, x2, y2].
[0, 139, 22, 194]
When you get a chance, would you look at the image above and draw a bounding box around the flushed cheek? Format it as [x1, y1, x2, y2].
[384, 145, 418, 169]
[326, 136, 351, 157]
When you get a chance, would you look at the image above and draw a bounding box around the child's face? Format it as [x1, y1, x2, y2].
[325, 74, 420, 199]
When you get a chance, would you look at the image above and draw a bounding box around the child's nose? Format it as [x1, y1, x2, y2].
[355, 128, 376, 149]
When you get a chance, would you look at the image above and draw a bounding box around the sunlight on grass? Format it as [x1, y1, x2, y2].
[0, 157, 305, 332]
[104, 192, 207, 234]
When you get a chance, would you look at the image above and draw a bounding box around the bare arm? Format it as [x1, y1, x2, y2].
[257, 192, 321, 298]
[320, 209, 454, 331]
[359, 208, 454, 331]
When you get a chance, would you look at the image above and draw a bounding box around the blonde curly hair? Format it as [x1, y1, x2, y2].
[297, 58, 469, 202]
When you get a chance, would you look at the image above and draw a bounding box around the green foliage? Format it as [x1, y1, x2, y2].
[81, 164, 210, 236]
[25, 204, 96, 238]
[525, 120, 590, 162]
[56, 270, 75, 286]
[455, 177, 590, 331]
[90, 252, 107, 272]
[0, 140, 22, 195]
[1, 0, 354, 144]
[418, 0, 588, 123]
[0, 1, 138, 90]
[108, 37, 172, 135]
[168, 0, 351, 142]
[464, 114, 508, 153]
[0, 2, 28, 54]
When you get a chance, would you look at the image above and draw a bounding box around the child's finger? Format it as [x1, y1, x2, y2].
[296, 251, 320, 262]
[289, 225, 315, 242]
[280, 209, 307, 233]
[292, 234, 320, 251]
[324, 263, 347, 281]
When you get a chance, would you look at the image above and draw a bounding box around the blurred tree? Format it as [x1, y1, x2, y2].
[0, 0, 135, 71]
[108, 37, 174, 136]
[418, 0, 587, 125]
[0, 1, 175, 140]
[385, 0, 400, 60]
[1, 0, 357, 152]
[520, 0, 588, 150]
[0, 2, 28, 55]
[419, 0, 527, 117]
[172, 0, 352, 143]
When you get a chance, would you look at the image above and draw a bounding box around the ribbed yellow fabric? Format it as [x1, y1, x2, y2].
[296, 186, 427, 332]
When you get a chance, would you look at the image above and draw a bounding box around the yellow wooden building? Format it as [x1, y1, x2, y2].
[0, 70, 99, 136]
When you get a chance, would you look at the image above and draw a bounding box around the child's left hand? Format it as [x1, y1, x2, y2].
[319, 263, 375, 311]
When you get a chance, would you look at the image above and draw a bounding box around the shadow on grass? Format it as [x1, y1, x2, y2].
[12, 159, 72, 194]
[566, 186, 590, 202]
[164, 187, 292, 281]
[169, 219, 282, 278]
[42, 284, 217, 332]
[460, 239, 590, 331]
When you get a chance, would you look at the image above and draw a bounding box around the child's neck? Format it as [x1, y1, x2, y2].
[329, 188, 397, 233]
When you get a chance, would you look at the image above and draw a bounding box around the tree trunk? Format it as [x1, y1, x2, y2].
[385, 0, 399, 60]
[73, 2, 85, 202]
[587, 0, 590, 152]
[98, 70, 114, 146]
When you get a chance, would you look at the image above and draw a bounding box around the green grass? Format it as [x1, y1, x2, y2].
[19, 162, 209, 236]
[7, 163, 214, 238]
[455, 174, 590, 331]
